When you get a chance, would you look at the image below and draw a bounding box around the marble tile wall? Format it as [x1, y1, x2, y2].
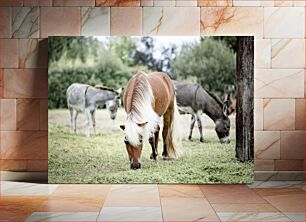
[0, 0, 304, 181]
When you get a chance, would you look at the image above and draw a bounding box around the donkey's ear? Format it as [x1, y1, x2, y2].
[223, 102, 229, 117]
[120, 125, 125, 131]
[137, 122, 148, 128]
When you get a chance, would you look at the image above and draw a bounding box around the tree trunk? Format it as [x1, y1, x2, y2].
[235, 36, 254, 162]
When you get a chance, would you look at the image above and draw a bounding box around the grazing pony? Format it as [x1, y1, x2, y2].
[174, 80, 235, 143]
[120, 71, 181, 169]
[66, 83, 119, 137]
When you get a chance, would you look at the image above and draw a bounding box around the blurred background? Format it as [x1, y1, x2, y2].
[48, 36, 236, 109]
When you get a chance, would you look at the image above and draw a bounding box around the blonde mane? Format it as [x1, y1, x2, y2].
[124, 72, 161, 147]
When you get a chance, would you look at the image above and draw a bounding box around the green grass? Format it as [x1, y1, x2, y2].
[48, 116, 254, 184]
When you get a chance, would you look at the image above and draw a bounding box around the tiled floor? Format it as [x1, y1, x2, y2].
[0, 181, 305, 222]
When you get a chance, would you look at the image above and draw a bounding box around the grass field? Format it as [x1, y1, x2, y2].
[48, 108, 253, 184]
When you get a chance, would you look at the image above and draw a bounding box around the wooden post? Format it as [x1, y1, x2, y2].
[235, 36, 254, 162]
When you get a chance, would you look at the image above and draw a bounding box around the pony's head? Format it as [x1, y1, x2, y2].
[120, 121, 148, 169]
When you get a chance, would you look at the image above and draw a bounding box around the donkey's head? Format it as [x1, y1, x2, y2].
[120, 122, 147, 170]
[215, 115, 231, 144]
[215, 87, 235, 144]
[95, 85, 120, 120]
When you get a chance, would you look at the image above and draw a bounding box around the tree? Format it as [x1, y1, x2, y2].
[235, 36, 254, 162]
[172, 38, 236, 97]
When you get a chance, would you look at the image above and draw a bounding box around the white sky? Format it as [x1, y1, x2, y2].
[95, 36, 200, 58]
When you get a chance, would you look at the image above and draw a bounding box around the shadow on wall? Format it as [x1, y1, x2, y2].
[1, 39, 48, 183]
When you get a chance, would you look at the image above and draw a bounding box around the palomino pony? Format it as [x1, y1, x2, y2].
[120, 71, 181, 170]
[174, 80, 235, 143]
[66, 83, 120, 137]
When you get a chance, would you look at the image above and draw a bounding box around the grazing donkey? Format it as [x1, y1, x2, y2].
[173, 80, 234, 144]
[66, 83, 119, 137]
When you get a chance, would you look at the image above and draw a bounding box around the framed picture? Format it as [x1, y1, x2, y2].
[48, 36, 254, 184]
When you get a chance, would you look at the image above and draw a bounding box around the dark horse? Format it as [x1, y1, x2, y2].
[174, 80, 235, 143]
[120, 71, 181, 169]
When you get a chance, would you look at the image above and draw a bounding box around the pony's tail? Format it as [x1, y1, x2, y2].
[166, 97, 182, 158]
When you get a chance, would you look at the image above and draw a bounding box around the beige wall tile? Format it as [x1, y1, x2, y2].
[0, 160, 27, 171]
[0, 39, 18, 68]
[40, 99, 48, 131]
[53, 0, 95, 6]
[295, 99, 305, 130]
[19, 39, 48, 68]
[3, 69, 48, 99]
[17, 99, 40, 130]
[96, 0, 140, 6]
[198, 0, 232, 6]
[305, 70, 306, 98]
[27, 159, 48, 171]
[141, 0, 154, 6]
[255, 69, 304, 98]
[0, 0, 22, 6]
[271, 39, 305, 68]
[81, 7, 110, 36]
[264, 7, 305, 38]
[280, 131, 304, 160]
[260, 0, 274, 6]
[200, 7, 263, 37]
[0, 7, 11, 38]
[1, 131, 48, 159]
[233, 0, 260, 6]
[111, 7, 142, 35]
[263, 99, 295, 130]
[176, 0, 197, 6]
[143, 7, 200, 35]
[254, 99, 263, 130]
[255, 131, 280, 160]
[255, 39, 271, 68]
[293, 0, 306, 6]
[12, 7, 39, 38]
[23, 0, 52, 6]
[274, 0, 293, 6]
[40, 7, 80, 38]
[154, 0, 175, 6]
[275, 160, 304, 171]
[0, 99, 16, 130]
[254, 160, 274, 171]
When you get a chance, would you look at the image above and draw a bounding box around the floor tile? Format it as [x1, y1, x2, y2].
[212, 203, 278, 212]
[1, 181, 58, 196]
[258, 191, 305, 212]
[25, 212, 99, 221]
[248, 181, 304, 189]
[52, 184, 111, 198]
[97, 207, 162, 221]
[103, 184, 160, 207]
[283, 212, 305, 221]
[217, 212, 291, 221]
[158, 184, 204, 198]
[161, 197, 219, 221]
[199, 185, 266, 204]
[37, 196, 104, 212]
[0, 196, 47, 221]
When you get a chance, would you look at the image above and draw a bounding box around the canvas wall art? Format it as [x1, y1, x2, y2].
[48, 36, 254, 184]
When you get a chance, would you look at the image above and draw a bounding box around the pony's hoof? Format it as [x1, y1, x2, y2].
[200, 138, 204, 143]
[150, 154, 157, 160]
[188, 136, 192, 140]
[162, 156, 170, 161]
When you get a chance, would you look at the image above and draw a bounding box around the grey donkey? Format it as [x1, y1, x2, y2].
[173, 80, 235, 143]
[66, 83, 120, 137]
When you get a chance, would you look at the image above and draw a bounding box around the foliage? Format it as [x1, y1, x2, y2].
[172, 38, 236, 98]
[48, 36, 236, 108]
